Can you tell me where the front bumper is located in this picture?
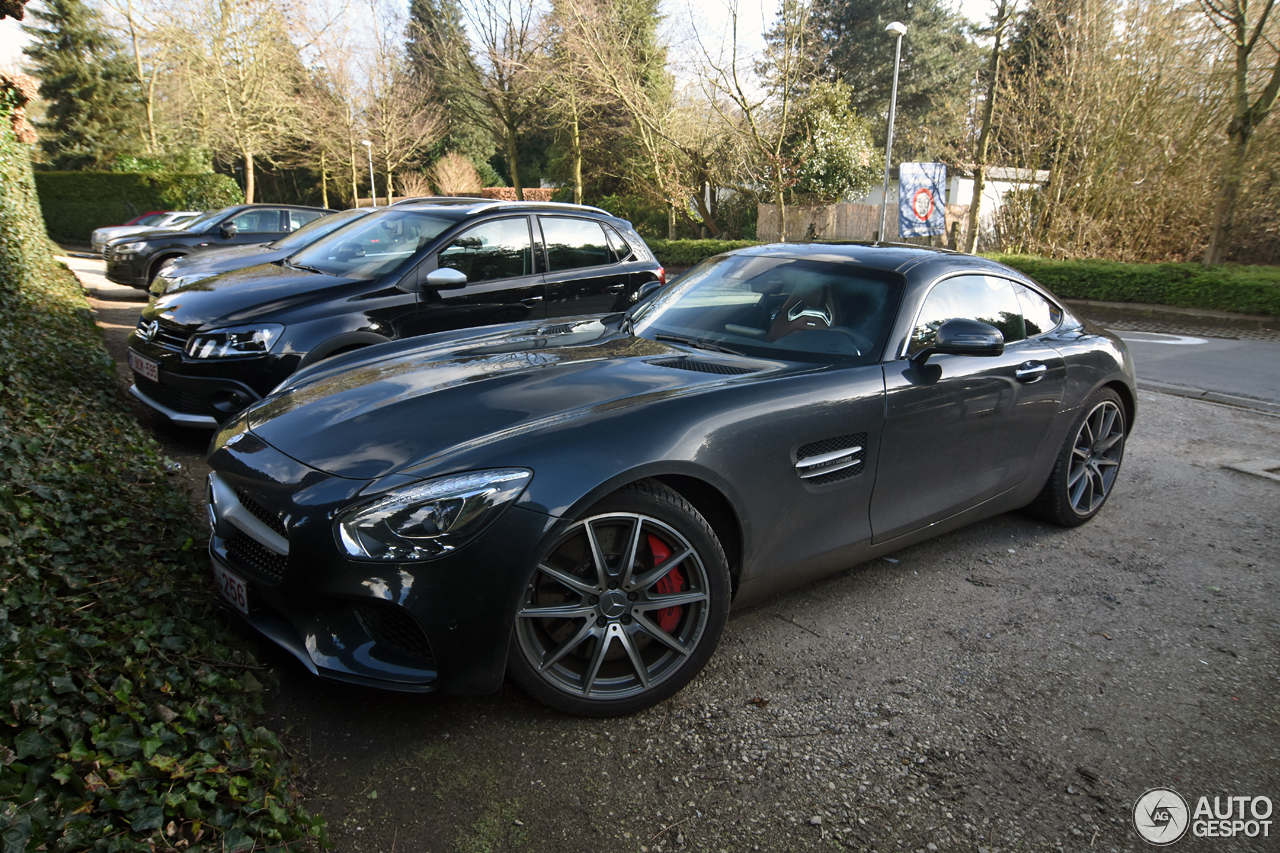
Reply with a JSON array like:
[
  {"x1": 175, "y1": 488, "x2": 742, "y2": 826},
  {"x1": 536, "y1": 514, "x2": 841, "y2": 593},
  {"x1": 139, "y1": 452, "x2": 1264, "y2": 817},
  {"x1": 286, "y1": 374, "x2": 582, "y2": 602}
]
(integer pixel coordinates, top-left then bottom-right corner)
[{"x1": 207, "y1": 433, "x2": 558, "y2": 695}]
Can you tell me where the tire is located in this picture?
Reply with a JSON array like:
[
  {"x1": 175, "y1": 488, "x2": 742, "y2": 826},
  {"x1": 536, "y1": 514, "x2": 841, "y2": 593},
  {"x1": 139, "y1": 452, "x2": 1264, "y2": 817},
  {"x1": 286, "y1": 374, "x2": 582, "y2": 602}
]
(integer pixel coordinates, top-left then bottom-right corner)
[
  {"x1": 1026, "y1": 388, "x2": 1127, "y2": 527},
  {"x1": 508, "y1": 480, "x2": 730, "y2": 717}
]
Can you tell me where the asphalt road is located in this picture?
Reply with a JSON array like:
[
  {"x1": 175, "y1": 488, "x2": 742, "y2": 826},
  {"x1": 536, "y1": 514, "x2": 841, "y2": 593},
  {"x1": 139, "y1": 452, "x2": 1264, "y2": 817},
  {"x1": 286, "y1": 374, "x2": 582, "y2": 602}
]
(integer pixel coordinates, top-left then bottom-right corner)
[
  {"x1": 1113, "y1": 331, "x2": 1280, "y2": 414},
  {"x1": 65, "y1": 255, "x2": 1280, "y2": 853}
]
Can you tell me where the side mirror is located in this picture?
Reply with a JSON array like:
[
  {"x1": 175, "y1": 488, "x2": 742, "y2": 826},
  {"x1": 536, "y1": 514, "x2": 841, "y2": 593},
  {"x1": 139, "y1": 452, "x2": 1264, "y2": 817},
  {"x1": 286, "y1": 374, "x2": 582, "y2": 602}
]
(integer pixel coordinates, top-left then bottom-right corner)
[
  {"x1": 633, "y1": 280, "x2": 662, "y2": 305},
  {"x1": 219, "y1": 221, "x2": 238, "y2": 239},
  {"x1": 910, "y1": 318, "x2": 1004, "y2": 365},
  {"x1": 423, "y1": 267, "x2": 468, "y2": 290}
]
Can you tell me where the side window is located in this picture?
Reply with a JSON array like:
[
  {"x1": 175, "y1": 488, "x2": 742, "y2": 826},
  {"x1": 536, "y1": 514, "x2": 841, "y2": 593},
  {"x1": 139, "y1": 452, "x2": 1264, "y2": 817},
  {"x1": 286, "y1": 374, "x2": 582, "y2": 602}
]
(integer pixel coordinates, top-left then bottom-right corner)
[
  {"x1": 1014, "y1": 283, "x2": 1062, "y2": 337},
  {"x1": 907, "y1": 275, "x2": 1026, "y2": 357},
  {"x1": 437, "y1": 217, "x2": 532, "y2": 283},
  {"x1": 230, "y1": 210, "x2": 283, "y2": 234},
  {"x1": 288, "y1": 210, "x2": 325, "y2": 231},
  {"x1": 541, "y1": 217, "x2": 612, "y2": 271},
  {"x1": 605, "y1": 225, "x2": 634, "y2": 262}
]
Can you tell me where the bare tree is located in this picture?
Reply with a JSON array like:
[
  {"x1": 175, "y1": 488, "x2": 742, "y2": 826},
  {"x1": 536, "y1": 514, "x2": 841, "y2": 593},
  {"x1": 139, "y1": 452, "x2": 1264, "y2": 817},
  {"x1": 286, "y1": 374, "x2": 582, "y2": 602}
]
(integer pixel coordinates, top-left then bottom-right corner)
[
  {"x1": 1199, "y1": 0, "x2": 1280, "y2": 265},
  {"x1": 963, "y1": 0, "x2": 1018, "y2": 254},
  {"x1": 411, "y1": 0, "x2": 546, "y2": 199},
  {"x1": 429, "y1": 151, "x2": 483, "y2": 193}
]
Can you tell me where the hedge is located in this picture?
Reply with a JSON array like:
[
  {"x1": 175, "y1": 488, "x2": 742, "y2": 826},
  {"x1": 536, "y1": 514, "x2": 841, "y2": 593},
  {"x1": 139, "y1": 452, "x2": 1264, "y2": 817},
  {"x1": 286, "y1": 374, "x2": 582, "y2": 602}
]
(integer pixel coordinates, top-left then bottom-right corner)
[
  {"x1": 989, "y1": 254, "x2": 1280, "y2": 318},
  {"x1": 34, "y1": 172, "x2": 243, "y2": 243},
  {"x1": 2, "y1": 120, "x2": 324, "y2": 851},
  {"x1": 646, "y1": 238, "x2": 762, "y2": 267}
]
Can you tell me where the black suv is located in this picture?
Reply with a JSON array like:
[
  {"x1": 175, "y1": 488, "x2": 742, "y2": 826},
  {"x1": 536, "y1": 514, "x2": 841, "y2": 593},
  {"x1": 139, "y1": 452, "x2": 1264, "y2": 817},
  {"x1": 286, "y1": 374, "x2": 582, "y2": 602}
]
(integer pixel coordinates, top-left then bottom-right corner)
[
  {"x1": 105, "y1": 203, "x2": 334, "y2": 289},
  {"x1": 126, "y1": 200, "x2": 665, "y2": 426}
]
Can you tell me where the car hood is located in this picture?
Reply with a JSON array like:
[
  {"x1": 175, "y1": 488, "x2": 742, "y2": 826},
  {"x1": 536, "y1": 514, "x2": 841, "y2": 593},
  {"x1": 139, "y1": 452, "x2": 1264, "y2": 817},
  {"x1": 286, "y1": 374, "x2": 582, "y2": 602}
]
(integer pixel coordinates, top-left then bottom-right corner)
[
  {"x1": 147, "y1": 262, "x2": 366, "y2": 328},
  {"x1": 168, "y1": 243, "x2": 276, "y2": 272},
  {"x1": 244, "y1": 322, "x2": 780, "y2": 480}
]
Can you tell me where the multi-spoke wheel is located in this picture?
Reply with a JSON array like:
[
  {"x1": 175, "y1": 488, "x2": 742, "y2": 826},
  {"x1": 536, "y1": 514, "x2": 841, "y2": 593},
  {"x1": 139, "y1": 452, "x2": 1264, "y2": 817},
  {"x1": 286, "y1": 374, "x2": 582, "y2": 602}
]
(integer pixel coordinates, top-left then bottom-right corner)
[
  {"x1": 508, "y1": 480, "x2": 730, "y2": 716},
  {"x1": 1026, "y1": 388, "x2": 1127, "y2": 527}
]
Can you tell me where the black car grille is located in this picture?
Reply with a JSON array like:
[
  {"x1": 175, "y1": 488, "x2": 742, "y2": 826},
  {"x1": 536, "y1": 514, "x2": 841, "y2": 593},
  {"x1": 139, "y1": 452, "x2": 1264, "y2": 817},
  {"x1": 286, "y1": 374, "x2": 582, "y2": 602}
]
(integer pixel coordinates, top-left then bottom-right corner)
[
  {"x1": 133, "y1": 376, "x2": 219, "y2": 417},
  {"x1": 649, "y1": 358, "x2": 760, "y2": 376},
  {"x1": 103, "y1": 245, "x2": 117, "y2": 261},
  {"x1": 135, "y1": 317, "x2": 193, "y2": 353},
  {"x1": 225, "y1": 528, "x2": 288, "y2": 584},
  {"x1": 355, "y1": 602, "x2": 435, "y2": 664},
  {"x1": 235, "y1": 489, "x2": 288, "y2": 538},
  {"x1": 796, "y1": 432, "x2": 867, "y2": 485}
]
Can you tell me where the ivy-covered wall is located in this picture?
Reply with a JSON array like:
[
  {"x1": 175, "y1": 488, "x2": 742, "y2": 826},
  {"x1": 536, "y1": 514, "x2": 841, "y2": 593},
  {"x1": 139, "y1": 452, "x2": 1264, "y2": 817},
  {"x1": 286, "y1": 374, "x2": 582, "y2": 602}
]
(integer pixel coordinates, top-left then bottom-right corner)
[{"x1": 0, "y1": 74, "x2": 53, "y2": 308}]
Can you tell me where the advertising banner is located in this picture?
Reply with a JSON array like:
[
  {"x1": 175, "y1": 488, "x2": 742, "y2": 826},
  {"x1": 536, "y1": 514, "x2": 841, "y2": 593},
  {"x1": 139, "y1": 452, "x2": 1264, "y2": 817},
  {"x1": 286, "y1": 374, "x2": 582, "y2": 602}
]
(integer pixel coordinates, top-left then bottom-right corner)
[{"x1": 899, "y1": 163, "x2": 947, "y2": 238}]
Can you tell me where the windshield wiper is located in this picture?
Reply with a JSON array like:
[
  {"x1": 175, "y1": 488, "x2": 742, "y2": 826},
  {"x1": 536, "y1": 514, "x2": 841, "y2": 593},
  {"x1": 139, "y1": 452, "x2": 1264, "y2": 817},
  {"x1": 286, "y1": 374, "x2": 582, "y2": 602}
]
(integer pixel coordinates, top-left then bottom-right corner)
[
  {"x1": 654, "y1": 333, "x2": 744, "y2": 356},
  {"x1": 285, "y1": 259, "x2": 325, "y2": 275}
]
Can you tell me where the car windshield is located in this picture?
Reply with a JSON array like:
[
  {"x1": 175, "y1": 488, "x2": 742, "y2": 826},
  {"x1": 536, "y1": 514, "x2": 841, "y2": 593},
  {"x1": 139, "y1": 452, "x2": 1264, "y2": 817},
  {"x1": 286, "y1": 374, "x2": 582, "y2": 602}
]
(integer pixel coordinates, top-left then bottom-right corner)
[
  {"x1": 268, "y1": 209, "x2": 365, "y2": 252},
  {"x1": 135, "y1": 213, "x2": 167, "y2": 226},
  {"x1": 632, "y1": 254, "x2": 903, "y2": 365},
  {"x1": 288, "y1": 210, "x2": 454, "y2": 280},
  {"x1": 182, "y1": 207, "x2": 237, "y2": 233}
]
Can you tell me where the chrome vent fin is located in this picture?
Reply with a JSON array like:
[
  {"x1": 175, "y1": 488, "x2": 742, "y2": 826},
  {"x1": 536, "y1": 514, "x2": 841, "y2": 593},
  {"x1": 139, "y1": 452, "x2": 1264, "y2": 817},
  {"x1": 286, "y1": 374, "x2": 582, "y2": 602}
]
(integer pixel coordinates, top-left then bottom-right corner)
[{"x1": 795, "y1": 432, "x2": 867, "y2": 484}]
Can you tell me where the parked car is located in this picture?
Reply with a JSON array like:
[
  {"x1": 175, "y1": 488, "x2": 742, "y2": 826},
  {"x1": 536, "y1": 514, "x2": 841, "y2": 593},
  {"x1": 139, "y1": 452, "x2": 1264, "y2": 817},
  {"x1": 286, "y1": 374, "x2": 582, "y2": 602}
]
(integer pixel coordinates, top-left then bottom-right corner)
[
  {"x1": 148, "y1": 207, "x2": 377, "y2": 297},
  {"x1": 91, "y1": 211, "x2": 201, "y2": 255},
  {"x1": 104, "y1": 203, "x2": 334, "y2": 289},
  {"x1": 127, "y1": 200, "x2": 664, "y2": 426},
  {"x1": 203, "y1": 243, "x2": 1136, "y2": 716}
]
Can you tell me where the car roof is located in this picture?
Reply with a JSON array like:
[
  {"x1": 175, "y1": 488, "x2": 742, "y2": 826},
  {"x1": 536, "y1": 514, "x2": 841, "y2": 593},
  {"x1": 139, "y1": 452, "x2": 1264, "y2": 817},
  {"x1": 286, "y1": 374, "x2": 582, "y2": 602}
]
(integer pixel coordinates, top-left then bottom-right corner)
[
  {"x1": 724, "y1": 241, "x2": 1029, "y2": 281},
  {"x1": 388, "y1": 198, "x2": 615, "y2": 219}
]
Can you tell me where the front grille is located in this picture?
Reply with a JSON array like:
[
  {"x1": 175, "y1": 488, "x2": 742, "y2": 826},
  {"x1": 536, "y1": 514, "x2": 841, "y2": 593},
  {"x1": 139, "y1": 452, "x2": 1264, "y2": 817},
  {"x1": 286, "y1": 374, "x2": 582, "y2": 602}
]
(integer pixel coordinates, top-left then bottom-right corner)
[
  {"x1": 103, "y1": 245, "x2": 115, "y2": 261},
  {"x1": 796, "y1": 432, "x2": 867, "y2": 485},
  {"x1": 649, "y1": 358, "x2": 760, "y2": 376},
  {"x1": 355, "y1": 602, "x2": 435, "y2": 663},
  {"x1": 135, "y1": 317, "x2": 193, "y2": 352},
  {"x1": 235, "y1": 489, "x2": 288, "y2": 538},
  {"x1": 226, "y1": 528, "x2": 287, "y2": 584},
  {"x1": 133, "y1": 376, "x2": 218, "y2": 417}
]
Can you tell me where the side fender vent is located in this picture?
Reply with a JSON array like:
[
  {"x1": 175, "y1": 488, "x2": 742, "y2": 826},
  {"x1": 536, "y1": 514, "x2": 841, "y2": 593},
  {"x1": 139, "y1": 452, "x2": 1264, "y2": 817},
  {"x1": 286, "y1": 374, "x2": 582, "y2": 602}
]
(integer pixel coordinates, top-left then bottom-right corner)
[
  {"x1": 649, "y1": 358, "x2": 760, "y2": 376},
  {"x1": 795, "y1": 432, "x2": 867, "y2": 485}
]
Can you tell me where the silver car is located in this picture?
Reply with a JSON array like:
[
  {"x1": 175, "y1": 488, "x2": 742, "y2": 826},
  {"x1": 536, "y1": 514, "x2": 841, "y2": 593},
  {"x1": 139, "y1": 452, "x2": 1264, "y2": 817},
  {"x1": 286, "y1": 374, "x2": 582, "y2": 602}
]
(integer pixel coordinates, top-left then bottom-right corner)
[{"x1": 91, "y1": 211, "x2": 202, "y2": 255}]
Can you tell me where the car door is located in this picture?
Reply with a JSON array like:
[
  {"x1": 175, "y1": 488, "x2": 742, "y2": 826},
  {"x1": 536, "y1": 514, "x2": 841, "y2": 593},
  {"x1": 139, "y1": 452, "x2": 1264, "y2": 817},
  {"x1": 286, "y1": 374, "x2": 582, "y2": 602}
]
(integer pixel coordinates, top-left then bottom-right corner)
[
  {"x1": 870, "y1": 273, "x2": 1066, "y2": 542},
  {"x1": 538, "y1": 216, "x2": 635, "y2": 317},
  {"x1": 410, "y1": 215, "x2": 547, "y2": 333},
  {"x1": 220, "y1": 208, "x2": 290, "y2": 247}
]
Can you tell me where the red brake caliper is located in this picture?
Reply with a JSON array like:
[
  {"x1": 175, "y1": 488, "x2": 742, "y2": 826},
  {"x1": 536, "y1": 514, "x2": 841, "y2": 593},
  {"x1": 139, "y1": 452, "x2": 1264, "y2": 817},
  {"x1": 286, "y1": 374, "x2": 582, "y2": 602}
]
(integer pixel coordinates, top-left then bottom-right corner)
[{"x1": 648, "y1": 534, "x2": 685, "y2": 633}]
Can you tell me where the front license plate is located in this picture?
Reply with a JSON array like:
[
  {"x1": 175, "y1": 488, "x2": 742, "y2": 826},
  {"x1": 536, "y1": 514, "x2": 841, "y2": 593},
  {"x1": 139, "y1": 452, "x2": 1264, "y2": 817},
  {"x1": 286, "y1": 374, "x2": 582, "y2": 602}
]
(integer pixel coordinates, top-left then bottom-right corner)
[
  {"x1": 127, "y1": 350, "x2": 160, "y2": 382},
  {"x1": 214, "y1": 564, "x2": 249, "y2": 615}
]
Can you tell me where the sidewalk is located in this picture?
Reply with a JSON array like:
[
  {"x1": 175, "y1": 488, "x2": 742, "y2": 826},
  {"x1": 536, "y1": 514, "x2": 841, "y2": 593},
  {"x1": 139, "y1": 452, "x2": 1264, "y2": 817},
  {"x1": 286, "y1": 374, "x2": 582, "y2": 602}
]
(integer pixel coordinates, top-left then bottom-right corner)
[{"x1": 1065, "y1": 298, "x2": 1280, "y2": 342}]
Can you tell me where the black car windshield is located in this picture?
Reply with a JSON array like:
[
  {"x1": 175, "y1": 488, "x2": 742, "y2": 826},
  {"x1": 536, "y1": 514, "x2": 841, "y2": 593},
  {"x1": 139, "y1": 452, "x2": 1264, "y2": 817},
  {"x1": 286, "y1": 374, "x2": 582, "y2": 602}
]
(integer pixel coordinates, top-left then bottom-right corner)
[
  {"x1": 632, "y1": 254, "x2": 903, "y2": 365},
  {"x1": 268, "y1": 209, "x2": 366, "y2": 252},
  {"x1": 288, "y1": 210, "x2": 455, "y2": 280},
  {"x1": 182, "y1": 207, "x2": 237, "y2": 233}
]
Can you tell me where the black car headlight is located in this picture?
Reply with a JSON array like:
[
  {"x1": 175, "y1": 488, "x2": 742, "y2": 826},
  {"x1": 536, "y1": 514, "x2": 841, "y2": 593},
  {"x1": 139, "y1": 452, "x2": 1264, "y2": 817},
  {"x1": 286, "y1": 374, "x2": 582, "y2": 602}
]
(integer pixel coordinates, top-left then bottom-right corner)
[
  {"x1": 112, "y1": 241, "x2": 145, "y2": 255},
  {"x1": 186, "y1": 324, "x2": 284, "y2": 358},
  {"x1": 336, "y1": 469, "x2": 532, "y2": 561}
]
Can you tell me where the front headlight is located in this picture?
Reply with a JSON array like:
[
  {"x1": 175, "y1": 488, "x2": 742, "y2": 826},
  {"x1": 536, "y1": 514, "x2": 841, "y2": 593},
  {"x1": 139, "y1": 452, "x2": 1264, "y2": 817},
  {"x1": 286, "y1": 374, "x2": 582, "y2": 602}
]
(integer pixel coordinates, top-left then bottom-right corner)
[
  {"x1": 336, "y1": 469, "x2": 532, "y2": 561},
  {"x1": 186, "y1": 323, "x2": 284, "y2": 358},
  {"x1": 113, "y1": 241, "x2": 145, "y2": 254}
]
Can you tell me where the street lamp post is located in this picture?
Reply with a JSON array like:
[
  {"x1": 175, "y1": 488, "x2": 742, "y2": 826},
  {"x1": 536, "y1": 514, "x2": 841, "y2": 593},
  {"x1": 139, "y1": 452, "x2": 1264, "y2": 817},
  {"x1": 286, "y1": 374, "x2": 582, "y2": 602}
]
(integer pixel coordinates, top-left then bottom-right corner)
[
  {"x1": 878, "y1": 21, "x2": 908, "y2": 244},
  {"x1": 361, "y1": 139, "x2": 376, "y2": 208}
]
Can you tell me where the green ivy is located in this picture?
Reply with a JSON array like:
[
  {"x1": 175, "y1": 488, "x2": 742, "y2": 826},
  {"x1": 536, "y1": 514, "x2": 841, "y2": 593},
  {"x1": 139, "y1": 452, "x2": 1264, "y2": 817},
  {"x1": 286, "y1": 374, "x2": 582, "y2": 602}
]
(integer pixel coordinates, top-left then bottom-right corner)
[
  {"x1": 1, "y1": 116, "x2": 325, "y2": 851},
  {"x1": 646, "y1": 238, "x2": 763, "y2": 267},
  {"x1": 33, "y1": 172, "x2": 243, "y2": 243}
]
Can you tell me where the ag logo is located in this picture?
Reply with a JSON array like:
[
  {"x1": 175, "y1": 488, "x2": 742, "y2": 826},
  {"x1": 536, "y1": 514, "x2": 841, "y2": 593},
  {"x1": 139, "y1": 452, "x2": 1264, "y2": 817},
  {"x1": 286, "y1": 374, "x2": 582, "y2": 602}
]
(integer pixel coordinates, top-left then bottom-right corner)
[
  {"x1": 139, "y1": 320, "x2": 159, "y2": 342},
  {"x1": 1134, "y1": 788, "x2": 1190, "y2": 845}
]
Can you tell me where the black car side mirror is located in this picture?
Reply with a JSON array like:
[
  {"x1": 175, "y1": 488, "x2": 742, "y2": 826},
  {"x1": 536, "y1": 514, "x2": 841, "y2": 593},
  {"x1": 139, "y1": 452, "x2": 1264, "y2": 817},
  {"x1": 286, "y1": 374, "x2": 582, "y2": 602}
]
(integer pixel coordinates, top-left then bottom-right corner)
[
  {"x1": 910, "y1": 318, "x2": 1004, "y2": 366},
  {"x1": 219, "y1": 222, "x2": 239, "y2": 239},
  {"x1": 633, "y1": 280, "x2": 662, "y2": 305}
]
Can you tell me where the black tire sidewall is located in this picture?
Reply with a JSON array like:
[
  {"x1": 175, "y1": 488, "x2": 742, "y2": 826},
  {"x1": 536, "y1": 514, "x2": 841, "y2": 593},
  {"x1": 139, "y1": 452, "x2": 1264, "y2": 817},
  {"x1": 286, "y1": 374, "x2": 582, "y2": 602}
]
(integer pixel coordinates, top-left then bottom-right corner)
[
  {"x1": 1045, "y1": 388, "x2": 1126, "y2": 526},
  {"x1": 507, "y1": 480, "x2": 731, "y2": 717}
]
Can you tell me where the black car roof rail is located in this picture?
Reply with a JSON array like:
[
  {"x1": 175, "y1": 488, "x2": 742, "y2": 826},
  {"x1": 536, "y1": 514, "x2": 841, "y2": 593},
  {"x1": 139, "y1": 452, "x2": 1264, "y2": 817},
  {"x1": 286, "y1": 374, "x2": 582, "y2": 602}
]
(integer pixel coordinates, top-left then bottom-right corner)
[{"x1": 390, "y1": 198, "x2": 611, "y2": 217}]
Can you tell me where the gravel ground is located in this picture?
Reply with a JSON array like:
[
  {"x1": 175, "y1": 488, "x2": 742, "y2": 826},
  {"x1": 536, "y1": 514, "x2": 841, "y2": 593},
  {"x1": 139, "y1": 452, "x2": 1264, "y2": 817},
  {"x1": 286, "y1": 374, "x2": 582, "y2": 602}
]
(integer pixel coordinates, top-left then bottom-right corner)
[{"x1": 67, "y1": 254, "x2": 1279, "y2": 853}]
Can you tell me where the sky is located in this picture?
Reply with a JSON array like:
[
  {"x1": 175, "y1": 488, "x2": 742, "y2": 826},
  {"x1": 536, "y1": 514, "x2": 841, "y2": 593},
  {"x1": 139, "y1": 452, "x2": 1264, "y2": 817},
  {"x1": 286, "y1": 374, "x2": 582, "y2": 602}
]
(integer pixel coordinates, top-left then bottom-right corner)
[{"x1": 1, "y1": 0, "x2": 1000, "y2": 74}]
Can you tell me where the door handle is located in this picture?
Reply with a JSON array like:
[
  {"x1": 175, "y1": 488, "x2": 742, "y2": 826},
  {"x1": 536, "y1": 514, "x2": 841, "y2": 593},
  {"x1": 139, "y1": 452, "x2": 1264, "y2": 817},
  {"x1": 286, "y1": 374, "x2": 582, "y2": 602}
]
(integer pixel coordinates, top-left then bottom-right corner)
[
  {"x1": 1015, "y1": 362, "x2": 1047, "y2": 383},
  {"x1": 606, "y1": 284, "x2": 626, "y2": 293},
  {"x1": 521, "y1": 296, "x2": 544, "y2": 306}
]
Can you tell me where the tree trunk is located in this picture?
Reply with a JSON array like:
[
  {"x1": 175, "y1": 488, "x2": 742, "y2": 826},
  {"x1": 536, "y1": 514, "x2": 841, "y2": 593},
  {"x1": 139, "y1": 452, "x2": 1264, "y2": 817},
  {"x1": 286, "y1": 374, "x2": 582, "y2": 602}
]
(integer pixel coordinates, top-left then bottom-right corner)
[
  {"x1": 775, "y1": 173, "x2": 787, "y2": 243},
  {"x1": 350, "y1": 144, "x2": 359, "y2": 208},
  {"x1": 1203, "y1": 125, "x2": 1253, "y2": 266},
  {"x1": 571, "y1": 113, "x2": 583, "y2": 205},
  {"x1": 320, "y1": 152, "x2": 329, "y2": 209},
  {"x1": 964, "y1": 0, "x2": 1010, "y2": 254},
  {"x1": 243, "y1": 151, "x2": 255, "y2": 203},
  {"x1": 506, "y1": 126, "x2": 523, "y2": 201},
  {"x1": 386, "y1": 168, "x2": 394, "y2": 204}
]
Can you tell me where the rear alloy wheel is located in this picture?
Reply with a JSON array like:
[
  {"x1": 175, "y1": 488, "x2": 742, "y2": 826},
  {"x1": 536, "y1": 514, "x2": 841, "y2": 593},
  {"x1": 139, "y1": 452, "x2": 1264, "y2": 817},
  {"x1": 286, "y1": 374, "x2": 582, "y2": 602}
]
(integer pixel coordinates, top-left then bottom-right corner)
[
  {"x1": 1027, "y1": 388, "x2": 1127, "y2": 526},
  {"x1": 508, "y1": 481, "x2": 730, "y2": 716}
]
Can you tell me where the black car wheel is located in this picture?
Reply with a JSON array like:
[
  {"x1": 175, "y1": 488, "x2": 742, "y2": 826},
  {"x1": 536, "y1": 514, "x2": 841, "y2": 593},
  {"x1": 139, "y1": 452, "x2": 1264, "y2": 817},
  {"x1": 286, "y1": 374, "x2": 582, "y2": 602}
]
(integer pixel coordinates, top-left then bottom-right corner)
[
  {"x1": 509, "y1": 480, "x2": 730, "y2": 716},
  {"x1": 1027, "y1": 388, "x2": 1126, "y2": 527}
]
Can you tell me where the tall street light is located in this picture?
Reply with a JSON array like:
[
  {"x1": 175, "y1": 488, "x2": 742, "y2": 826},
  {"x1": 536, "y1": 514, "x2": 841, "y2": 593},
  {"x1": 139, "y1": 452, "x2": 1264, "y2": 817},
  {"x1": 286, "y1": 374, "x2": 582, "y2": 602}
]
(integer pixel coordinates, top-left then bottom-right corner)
[
  {"x1": 878, "y1": 21, "x2": 907, "y2": 244},
  {"x1": 361, "y1": 139, "x2": 376, "y2": 208}
]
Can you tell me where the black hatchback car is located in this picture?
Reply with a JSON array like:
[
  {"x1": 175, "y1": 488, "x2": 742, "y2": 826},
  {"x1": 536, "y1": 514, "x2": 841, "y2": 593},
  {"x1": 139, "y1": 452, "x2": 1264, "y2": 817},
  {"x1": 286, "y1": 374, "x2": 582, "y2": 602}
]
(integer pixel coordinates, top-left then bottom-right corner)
[
  {"x1": 105, "y1": 203, "x2": 334, "y2": 289},
  {"x1": 126, "y1": 200, "x2": 664, "y2": 426},
  {"x1": 204, "y1": 243, "x2": 1136, "y2": 715}
]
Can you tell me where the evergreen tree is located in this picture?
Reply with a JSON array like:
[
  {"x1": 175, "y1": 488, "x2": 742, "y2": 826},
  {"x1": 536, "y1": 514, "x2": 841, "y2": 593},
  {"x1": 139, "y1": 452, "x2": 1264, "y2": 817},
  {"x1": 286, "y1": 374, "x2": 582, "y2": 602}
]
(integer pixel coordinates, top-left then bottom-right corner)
[
  {"x1": 807, "y1": 0, "x2": 979, "y2": 162},
  {"x1": 22, "y1": 0, "x2": 143, "y2": 169}
]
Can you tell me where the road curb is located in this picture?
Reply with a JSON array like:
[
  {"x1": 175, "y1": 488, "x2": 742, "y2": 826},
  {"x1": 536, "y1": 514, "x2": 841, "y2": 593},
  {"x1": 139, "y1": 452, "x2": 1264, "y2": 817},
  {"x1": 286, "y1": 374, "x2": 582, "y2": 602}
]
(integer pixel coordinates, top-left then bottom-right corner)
[{"x1": 1138, "y1": 379, "x2": 1280, "y2": 416}]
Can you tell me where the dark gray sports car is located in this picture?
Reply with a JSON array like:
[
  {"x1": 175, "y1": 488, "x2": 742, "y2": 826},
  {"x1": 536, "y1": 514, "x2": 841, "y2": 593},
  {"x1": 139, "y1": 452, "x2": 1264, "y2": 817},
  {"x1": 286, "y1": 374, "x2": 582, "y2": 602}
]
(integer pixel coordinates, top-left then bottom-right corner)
[{"x1": 206, "y1": 243, "x2": 1136, "y2": 716}]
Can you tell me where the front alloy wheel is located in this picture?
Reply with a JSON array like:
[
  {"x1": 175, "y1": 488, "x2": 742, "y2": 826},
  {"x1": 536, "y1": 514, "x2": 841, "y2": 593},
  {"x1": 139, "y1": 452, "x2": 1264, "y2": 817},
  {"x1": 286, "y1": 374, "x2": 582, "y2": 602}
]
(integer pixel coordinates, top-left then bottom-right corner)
[{"x1": 509, "y1": 481, "x2": 730, "y2": 716}]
